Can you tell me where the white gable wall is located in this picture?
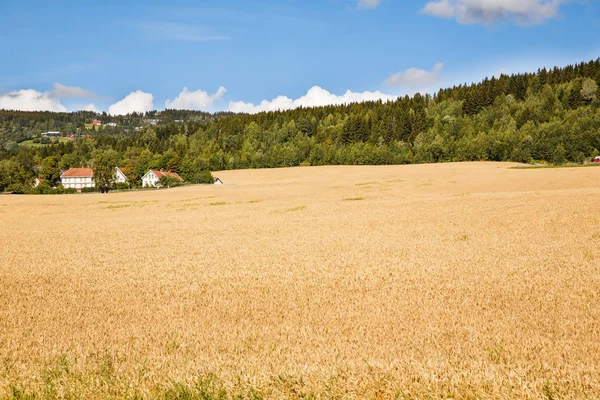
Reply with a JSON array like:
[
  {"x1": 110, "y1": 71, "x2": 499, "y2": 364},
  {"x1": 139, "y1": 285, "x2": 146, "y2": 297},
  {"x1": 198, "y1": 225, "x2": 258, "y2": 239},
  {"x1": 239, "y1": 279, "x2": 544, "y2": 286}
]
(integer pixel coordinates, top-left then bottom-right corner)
[
  {"x1": 142, "y1": 171, "x2": 160, "y2": 187},
  {"x1": 115, "y1": 168, "x2": 128, "y2": 183}
]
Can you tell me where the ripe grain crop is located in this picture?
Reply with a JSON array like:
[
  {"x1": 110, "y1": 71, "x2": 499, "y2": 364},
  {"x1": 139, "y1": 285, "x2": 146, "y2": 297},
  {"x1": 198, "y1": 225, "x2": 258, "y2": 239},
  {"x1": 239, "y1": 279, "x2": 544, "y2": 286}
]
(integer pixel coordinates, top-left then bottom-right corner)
[{"x1": 1, "y1": 162, "x2": 600, "y2": 399}]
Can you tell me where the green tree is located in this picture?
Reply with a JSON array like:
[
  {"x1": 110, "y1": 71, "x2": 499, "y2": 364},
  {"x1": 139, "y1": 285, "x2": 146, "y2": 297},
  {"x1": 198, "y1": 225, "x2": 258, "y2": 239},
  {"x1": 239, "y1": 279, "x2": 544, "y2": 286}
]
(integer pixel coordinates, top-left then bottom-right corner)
[
  {"x1": 41, "y1": 156, "x2": 60, "y2": 185},
  {"x1": 92, "y1": 149, "x2": 119, "y2": 193},
  {"x1": 581, "y1": 78, "x2": 598, "y2": 103}
]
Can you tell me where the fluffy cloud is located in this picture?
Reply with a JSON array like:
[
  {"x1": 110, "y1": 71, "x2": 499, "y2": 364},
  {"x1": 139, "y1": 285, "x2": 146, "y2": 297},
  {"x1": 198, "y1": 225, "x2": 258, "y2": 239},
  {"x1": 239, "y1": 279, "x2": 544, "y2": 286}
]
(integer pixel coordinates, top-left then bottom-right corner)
[
  {"x1": 385, "y1": 63, "x2": 444, "y2": 89},
  {"x1": 228, "y1": 86, "x2": 397, "y2": 114},
  {"x1": 108, "y1": 90, "x2": 154, "y2": 115},
  {"x1": 50, "y1": 83, "x2": 97, "y2": 99},
  {"x1": 165, "y1": 86, "x2": 227, "y2": 110},
  {"x1": 358, "y1": 0, "x2": 382, "y2": 9},
  {"x1": 420, "y1": 0, "x2": 561, "y2": 25},
  {"x1": 77, "y1": 103, "x2": 100, "y2": 112},
  {"x1": 0, "y1": 89, "x2": 67, "y2": 112},
  {"x1": 0, "y1": 82, "x2": 105, "y2": 112}
]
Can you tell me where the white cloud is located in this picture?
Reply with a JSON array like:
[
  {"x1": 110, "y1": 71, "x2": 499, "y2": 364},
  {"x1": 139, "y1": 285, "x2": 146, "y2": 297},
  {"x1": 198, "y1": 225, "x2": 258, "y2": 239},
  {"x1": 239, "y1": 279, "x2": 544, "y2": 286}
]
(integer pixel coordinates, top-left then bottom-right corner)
[
  {"x1": 0, "y1": 89, "x2": 67, "y2": 112},
  {"x1": 77, "y1": 103, "x2": 100, "y2": 112},
  {"x1": 50, "y1": 83, "x2": 97, "y2": 99},
  {"x1": 385, "y1": 63, "x2": 444, "y2": 89},
  {"x1": 493, "y1": 67, "x2": 509, "y2": 78},
  {"x1": 358, "y1": 0, "x2": 382, "y2": 9},
  {"x1": 420, "y1": 0, "x2": 562, "y2": 25},
  {"x1": 165, "y1": 86, "x2": 227, "y2": 110},
  {"x1": 108, "y1": 90, "x2": 154, "y2": 115},
  {"x1": 228, "y1": 86, "x2": 397, "y2": 114}
]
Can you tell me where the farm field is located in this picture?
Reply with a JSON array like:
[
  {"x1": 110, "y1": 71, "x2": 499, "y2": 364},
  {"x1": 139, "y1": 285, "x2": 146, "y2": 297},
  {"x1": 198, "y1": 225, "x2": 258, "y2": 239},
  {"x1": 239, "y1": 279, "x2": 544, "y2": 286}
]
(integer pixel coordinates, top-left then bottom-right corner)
[
  {"x1": 17, "y1": 137, "x2": 71, "y2": 147},
  {"x1": 1, "y1": 162, "x2": 600, "y2": 399}
]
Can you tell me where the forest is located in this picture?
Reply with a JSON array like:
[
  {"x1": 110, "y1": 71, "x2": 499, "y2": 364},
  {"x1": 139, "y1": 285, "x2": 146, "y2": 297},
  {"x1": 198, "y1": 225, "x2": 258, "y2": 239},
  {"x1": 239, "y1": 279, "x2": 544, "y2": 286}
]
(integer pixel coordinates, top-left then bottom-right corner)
[{"x1": 1, "y1": 58, "x2": 600, "y2": 193}]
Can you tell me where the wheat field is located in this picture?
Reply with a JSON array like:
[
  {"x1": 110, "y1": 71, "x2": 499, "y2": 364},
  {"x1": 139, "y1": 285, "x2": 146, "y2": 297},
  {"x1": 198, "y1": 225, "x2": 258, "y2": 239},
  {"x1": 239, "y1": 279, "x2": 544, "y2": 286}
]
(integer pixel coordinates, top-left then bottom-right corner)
[{"x1": 1, "y1": 162, "x2": 599, "y2": 399}]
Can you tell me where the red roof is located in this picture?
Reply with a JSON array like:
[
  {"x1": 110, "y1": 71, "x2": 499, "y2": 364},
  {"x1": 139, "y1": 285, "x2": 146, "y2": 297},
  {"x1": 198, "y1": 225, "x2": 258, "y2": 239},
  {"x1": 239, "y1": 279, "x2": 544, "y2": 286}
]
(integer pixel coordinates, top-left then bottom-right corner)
[
  {"x1": 62, "y1": 167, "x2": 94, "y2": 178},
  {"x1": 151, "y1": 169, "x2": 183, "y2": 181}
]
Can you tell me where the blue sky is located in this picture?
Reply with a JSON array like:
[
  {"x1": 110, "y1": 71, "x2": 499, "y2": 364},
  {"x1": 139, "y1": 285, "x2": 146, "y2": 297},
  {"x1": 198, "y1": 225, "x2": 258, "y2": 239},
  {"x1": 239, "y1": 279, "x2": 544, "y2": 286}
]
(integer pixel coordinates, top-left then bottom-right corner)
[{"x1": 0, "y1": 0, "x2": 599, "y2": 114}]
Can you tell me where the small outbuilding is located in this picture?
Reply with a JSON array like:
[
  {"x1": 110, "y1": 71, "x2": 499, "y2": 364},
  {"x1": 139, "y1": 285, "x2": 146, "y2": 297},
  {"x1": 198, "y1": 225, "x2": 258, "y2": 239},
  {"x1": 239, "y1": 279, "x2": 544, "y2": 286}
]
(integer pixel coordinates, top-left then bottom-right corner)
[{"x1": 213, "y1": 177, "x2": 224, "y2": 185}]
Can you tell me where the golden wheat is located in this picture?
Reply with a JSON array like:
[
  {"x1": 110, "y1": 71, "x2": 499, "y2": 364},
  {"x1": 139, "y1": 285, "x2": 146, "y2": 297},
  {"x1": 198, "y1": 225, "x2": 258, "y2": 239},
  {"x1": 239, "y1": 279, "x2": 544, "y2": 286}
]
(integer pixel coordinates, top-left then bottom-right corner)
[{"x1": 1, "y1": 162, "x2": 599, "y2": 399}]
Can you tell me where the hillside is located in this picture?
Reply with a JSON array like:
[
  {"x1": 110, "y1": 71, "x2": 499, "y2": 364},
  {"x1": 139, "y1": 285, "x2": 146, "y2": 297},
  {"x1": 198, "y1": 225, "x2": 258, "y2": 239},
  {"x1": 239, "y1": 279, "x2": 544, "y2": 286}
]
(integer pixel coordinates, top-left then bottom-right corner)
[{"x1": 2, "y1": 58, "x2": 600, "y2": 192}]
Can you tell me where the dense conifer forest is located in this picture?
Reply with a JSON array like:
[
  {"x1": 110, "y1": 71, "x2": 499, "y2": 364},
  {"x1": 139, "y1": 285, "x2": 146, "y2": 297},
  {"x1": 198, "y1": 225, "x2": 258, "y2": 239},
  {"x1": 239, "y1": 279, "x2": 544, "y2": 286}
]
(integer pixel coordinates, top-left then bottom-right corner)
[{"x1": 2, "y1": 59, "x2": 600, "y2": 192}]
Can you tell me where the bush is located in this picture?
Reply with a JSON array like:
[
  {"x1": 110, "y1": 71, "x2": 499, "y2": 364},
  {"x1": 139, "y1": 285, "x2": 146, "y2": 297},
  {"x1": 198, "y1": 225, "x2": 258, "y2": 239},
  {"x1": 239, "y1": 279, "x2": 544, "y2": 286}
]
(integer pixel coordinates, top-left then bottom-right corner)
[
  {"x1": 81, "y1": 187, "x2": 98, "y2": 193},
  {"x1": 159, "y1": 175, "x2": 182, "y2": 188},
  {"x1": 113, "y1": 182, "x2": 130, "y2": 191},
  {"x1": 55, "y1": 185, "x2": 77, "y2": 194},
  {"x1": 5, "y1": 183, "x2": 27, "y2": 194},
  {"x1": 29, "y1": 182, "x2": 55, "y2": 195},
  {"x1": 189, "y1": 170, "x2": 214, "y2": 184}
]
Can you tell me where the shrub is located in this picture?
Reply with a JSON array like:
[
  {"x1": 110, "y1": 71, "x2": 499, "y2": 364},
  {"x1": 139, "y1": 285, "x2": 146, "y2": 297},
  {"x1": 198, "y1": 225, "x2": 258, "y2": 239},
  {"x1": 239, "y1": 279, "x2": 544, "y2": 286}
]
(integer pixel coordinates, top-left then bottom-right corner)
[
  {"x1": 56, "y1": 185, "x2": 77, "y2": 194},
  {"x1": 81, "y1": 187, "x2": 98, "y2": 193},
  {"x1": 5, "y1": 183, "x2": 28, "y2": 194},
  {"x1": 113, "y1": 183, "x2": 130, "y2": 191},
  {"x1": 30, "y1": 182, "x2": 55, "y2": 195},
  {"x1": 159, "y1": 175, "x2": 182, "y2": 188},
  {"x1": 190, "y1": 170, "x2": 214, "y2": 184}
]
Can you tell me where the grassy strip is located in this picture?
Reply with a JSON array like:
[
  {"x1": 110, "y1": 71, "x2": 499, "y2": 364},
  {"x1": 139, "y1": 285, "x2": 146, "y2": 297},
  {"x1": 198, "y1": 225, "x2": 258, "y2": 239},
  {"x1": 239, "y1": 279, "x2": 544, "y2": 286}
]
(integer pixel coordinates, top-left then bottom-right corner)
[
  {"x1": 5, "y1": 373, "x2": 265, "y2": 400},
  {"x1": 512, "y1": 163, "x2": 600, "y2": 169}
]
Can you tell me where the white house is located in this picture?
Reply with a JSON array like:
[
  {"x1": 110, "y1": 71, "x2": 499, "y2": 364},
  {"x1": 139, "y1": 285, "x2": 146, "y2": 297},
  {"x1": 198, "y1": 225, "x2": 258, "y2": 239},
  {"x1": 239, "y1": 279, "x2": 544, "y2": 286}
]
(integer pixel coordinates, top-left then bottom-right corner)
[
  {"x1": 213, "y1": 177, "x2": 224, "y2": 185},
  {"x1": 115, "y1": 167, "x2": 128, "y2": 184},
  {"x1": 142, "y1": 169, "x2": 183, "y2": 187},
  {"x1": 33, "y1": 178, "x2": 45, "y2": 187},
  {"x1": 61, "y1": 167, "x2": 95, "y2": 190}
]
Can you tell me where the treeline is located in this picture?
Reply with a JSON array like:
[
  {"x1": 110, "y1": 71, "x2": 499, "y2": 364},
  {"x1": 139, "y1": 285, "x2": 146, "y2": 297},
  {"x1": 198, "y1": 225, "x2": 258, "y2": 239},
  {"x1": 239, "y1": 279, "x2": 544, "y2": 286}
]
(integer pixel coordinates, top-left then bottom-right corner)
[{"x1": 2, "y1": 58, "x2": 600, "y2": 193}]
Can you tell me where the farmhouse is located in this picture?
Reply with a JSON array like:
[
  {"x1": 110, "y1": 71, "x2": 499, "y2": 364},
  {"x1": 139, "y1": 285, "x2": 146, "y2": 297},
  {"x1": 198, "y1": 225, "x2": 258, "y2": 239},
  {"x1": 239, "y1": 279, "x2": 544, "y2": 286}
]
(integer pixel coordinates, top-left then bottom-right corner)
[
  {"x1": 61, "y1": 167, "x2": 94, "y2": 190},
  {"x1": 33, "y1": 178, "x2": 45, "y2": 187},
  {"x1": 142, "y1": 169, "x2": 183, "y2": 187},
  {"x1": 115, "y1": 167, "x2": 128, "y2": 184}
]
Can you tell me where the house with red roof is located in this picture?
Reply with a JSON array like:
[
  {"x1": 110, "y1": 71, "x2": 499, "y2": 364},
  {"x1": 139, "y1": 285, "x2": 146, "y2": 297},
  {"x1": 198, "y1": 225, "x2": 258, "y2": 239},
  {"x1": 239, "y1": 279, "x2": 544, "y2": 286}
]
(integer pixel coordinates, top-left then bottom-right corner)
[
  {"x1": 142, "y1": 169, "x2": 184, "y2": 188},
  {"x1": 33, "y1": 177, "x2": 45, "y2": 187},
  {"x1": 60, "y1": 167, "x2": 95, "y2": 191}
]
